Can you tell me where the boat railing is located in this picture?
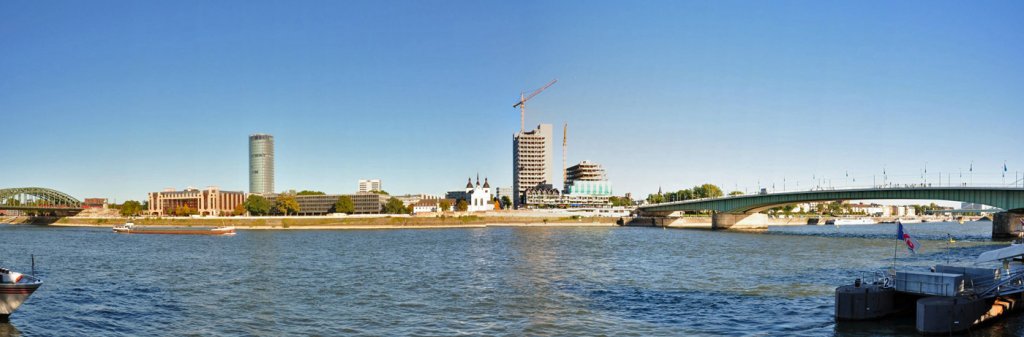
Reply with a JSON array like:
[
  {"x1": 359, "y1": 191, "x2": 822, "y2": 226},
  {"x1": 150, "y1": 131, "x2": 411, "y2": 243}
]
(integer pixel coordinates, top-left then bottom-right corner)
[{"x1": 973, "y1": 270, "x2": 1024, "y2": 298}]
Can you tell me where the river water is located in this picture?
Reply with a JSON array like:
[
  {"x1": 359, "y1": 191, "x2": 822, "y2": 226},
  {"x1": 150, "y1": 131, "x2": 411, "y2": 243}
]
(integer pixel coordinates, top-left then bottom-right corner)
[{"x1": 1, "y1": 222, "x2": 1021, "y2": 336}]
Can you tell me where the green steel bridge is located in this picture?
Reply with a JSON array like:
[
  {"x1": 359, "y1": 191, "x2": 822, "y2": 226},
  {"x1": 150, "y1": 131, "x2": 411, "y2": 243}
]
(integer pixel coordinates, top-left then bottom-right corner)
[
  {"x1": 636, "y1": 187, "x2": 1024, "y2": 234},
  {"x1": 0, "y1": 187, "x2": 83, "y2": 215}
]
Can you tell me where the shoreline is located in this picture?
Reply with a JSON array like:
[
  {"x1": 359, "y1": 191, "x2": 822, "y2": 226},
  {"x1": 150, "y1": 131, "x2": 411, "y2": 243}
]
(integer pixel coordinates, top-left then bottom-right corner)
[
  {"x1": 39, "y1": 222, "x2": 617, "y2": 230},
  {"x1": 6, "y1": 216, "x2": 620, "y2": 230}
]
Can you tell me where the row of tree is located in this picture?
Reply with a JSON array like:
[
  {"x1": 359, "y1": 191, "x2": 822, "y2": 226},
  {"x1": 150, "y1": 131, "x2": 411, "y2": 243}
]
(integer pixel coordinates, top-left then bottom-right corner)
[{"x1": 646, "y1": 184, "x2": 729, "y2": 204}]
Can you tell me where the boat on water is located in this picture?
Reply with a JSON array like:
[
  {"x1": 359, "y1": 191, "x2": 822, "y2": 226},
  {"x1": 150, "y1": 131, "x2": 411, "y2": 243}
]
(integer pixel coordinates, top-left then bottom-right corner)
[
  {"x1": 831, "y1": 217, "x2": 877, "y2": 225},
  {"x1": 113, "y1": 222, "x2": 236, "y2": 236},
  {"x1": 836, "y1": 241, "x2": 1024, "y2": 334},
  {"x1": 0, "y1": 268, "x2": 42, "y2": 322}
]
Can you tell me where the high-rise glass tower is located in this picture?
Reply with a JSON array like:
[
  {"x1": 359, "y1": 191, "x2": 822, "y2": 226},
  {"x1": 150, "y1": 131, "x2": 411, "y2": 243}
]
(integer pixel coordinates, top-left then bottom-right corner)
[{"x1": 249, "y1": 134, "x2": 274, "y2": 195}]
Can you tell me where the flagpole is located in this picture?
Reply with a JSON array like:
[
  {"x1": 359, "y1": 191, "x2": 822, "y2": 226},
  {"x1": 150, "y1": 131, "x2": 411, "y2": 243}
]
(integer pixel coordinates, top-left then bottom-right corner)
[
  {"x1": 892, "y1": 222, "x2": 899, "y2": 275},
  {"x1": 892, "y1": 237, "x2": 898, "y2": 275}
]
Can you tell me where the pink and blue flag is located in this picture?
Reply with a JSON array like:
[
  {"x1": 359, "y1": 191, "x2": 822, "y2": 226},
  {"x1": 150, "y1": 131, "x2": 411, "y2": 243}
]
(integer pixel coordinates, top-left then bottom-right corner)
[{"x1": 897, "y1": 221, "x2": 920, "y2": 254}]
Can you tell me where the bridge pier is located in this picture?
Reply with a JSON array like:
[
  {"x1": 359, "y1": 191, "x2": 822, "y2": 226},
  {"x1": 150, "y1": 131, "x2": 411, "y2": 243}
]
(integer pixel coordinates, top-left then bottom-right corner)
[
  {"x1": 712, "y1": 212, "x2": 770, "y2": 230},
  {"x1": 992, "y1": 211, "x2": 1024, "y2": 240}
]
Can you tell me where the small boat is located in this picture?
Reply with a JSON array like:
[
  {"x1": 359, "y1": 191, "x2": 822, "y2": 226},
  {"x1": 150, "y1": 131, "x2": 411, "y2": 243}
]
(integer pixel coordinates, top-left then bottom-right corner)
[
  {"x1": 1, "y1": 267, "x2": 42, "y2": 322},
  {"x1": 833, "y1": 217, "x2": 877, "y2": 225},
  {"x1": 113, "y1": 222, "x2": 236, "y2": 236}
]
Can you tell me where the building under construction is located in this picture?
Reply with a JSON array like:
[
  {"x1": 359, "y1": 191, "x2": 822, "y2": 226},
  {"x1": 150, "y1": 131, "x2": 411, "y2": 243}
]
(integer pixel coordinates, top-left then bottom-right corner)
[{"x1": 512, "y1": 124, "x2": 554, "y2": 208}]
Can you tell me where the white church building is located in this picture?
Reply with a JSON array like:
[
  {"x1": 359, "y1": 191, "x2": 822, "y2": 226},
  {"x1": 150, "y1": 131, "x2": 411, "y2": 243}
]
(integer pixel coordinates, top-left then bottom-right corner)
[{"x1": 464, "y1": 176, "x2": 494, "y2": 212}]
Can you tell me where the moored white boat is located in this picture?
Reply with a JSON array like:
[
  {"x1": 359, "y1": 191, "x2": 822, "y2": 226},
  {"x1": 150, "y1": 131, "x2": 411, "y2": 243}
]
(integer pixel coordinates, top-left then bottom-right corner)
[
  {"x1": 0, "y1": 268, "x2": 42, "y2": 322},
  {"x1": 833, "y1": 217, "x2": 877, "y2": 225}
]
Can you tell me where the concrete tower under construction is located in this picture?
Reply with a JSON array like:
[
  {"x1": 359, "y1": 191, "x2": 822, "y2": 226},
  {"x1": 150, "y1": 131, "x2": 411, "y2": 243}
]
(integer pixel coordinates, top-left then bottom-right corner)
[{"x1": 512, "y1": 124, "x2": 553, "y2": 208}]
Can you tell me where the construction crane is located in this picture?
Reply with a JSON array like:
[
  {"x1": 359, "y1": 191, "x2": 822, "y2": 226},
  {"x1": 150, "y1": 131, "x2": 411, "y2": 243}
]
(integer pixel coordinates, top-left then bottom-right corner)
[
  {"x1": 562, "y1": 123, "x2": 568, "y2": 186},
  {"x1": 513, "y1": 79, "x2": 557, "y2": 132}
]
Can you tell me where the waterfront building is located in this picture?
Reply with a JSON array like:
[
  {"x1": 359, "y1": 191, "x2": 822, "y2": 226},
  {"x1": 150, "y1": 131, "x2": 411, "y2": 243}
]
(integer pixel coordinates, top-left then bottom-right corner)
[
  {"x1": 412, "y1": 198, "x2": 456, "y2": 214},
  {"x1": 351, "y1": 193, "x2": 389, "y2": 214},
  {"x1": 446, "y1": 176, "x2": 495, "y2": 212},
  {"x1": 249, "y1": 134, "x2": 275, "y2": 195},
  {"x1": 519, "y1": 160, "x2": 613, "y2": 208},
  {"x1": 358, "y1": 179, "x2": 382, "y2": 193},
  {"x1": 848, "y1": 203, "x2": 887, "y2": 216},
  {"x1": 82, "y1": 198, "x2": 108, "y2": 209},
  {"x1": 266, "y1": 193, "x2": 389, "y2": 215},
  {"x1": 393, "y1": 194, "x2": 439, "y2": 207},
  {"x1": 147, "y1": 186, "x2": 246, "y2": 216},
  {"x1": 513, "y1": 124, "x2": 553, "y2": 208},
  {"x1": 494, "y1": 187, "x2": 514, "y2": 203}
]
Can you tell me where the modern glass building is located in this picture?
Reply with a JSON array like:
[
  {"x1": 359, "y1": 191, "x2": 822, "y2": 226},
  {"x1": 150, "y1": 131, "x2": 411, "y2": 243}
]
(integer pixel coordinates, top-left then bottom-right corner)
[{"x1": 249, "y1": 134, "x2": 274, "y2": 195}]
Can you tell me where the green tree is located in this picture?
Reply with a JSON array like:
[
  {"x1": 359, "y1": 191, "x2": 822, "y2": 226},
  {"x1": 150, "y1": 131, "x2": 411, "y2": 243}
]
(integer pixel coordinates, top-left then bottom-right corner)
[
  {"x1": 296, "y1": 190, "x2": 325, "y2": 196},
  {"x1": 675, "y1": 189, "x2": 696, "y2": 201},
  {"x1": 383, "y1": 197, "x2": 407, "y2": 214},
  {"x1": 728, "y1": 190, "x2": 744, "y2": 196},
  {"x1": 782, "y1": 204, "x2": 795, "y2": 217},
  {"x1": 455, "y1": 199, "x2": 468, "y2": 212},
  {"x1": 369, "y1": 190, "x2": 389, "y2": 195},
  {"x1": 692, "y1": 184, "x2": 724, "y2": 199},
  {"x1": 439, "y1": 199, "x2": 452, "y2": 212},
  {"x1": 609, "y1": 196, "x2": 633, "y2": 207},
  {"x1": 499, "y1": 196, "x2": 512, "y2": 209},
  {"x1": 275, "y1": 195, "x2": 301, "y2": 215},
  {"x1": 244, "y1": 195, "x2": 272, "y2": 216},
  {"x1": 333, "y1": 195, "x2": 355, "y2": 214},
  {"x1": 646, "y1": 193, "x2": 665, "y2": 204},
  {"x1": 119, "y1": 200, "x2": 143, "y2": 217}
]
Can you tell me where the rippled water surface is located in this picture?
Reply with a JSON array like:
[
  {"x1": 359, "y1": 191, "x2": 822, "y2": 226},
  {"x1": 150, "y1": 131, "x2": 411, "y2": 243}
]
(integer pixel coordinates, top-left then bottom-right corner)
[{"x1": 2, "y1": 222, "x2": 1022, "y2": 336}]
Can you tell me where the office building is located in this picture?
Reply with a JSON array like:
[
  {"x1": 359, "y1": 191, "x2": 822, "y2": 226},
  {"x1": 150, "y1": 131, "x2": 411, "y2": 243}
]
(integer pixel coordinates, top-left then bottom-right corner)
[
  {"x1": 512, "y1": 124, "x2": 553, "y2": 208},
  {"x1": 265, "y1": 193, "x2": 390, "y2": 215},
  {"x1": 358, "y1": 179, "x2": 382, "y2": 193},
  {"x1": 495, "y1": 187, "x2": 514, "y2": 202},
  {"x1": 249, "y1": 134, "x2": 275, "y2": 195},
  {"x1": 147, "y1": 186, "x2": 246, "y2": 216}
]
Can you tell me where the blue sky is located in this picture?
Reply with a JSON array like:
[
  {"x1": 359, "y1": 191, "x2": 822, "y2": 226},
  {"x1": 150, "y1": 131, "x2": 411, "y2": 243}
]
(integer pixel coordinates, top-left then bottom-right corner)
[{"x1": 2, "y1": 1, "x2": 1023, "y2": 202}]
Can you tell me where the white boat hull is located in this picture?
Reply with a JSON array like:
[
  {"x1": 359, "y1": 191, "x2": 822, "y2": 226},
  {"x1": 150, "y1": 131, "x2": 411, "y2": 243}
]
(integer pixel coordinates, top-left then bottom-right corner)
[
  {"x1": 833, "y1": 218, "x2": 878, "y2": 225},
  {"x1": 0, "y1": 274, "x2": 42, "y2": 321}
]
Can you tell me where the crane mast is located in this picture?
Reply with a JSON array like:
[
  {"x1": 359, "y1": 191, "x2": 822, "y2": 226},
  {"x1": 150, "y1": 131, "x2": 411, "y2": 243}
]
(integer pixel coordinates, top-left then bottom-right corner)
[
  {"x1": 562, "y1": 123, "x2": 567, "y2": 188},
  {"x1": 513, "y1": 79, "x2": 557, "y2": 132}
]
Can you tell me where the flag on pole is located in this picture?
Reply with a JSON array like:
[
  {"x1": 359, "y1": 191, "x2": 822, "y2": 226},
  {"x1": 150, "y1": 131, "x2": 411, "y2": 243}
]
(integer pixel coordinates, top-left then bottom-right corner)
[{"x1": 897, "y1": 221, "x2": 920, "y2": 254}]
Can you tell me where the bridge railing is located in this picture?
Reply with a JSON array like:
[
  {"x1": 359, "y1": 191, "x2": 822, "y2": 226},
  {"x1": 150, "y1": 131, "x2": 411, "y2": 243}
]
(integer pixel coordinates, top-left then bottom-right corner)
[{"x1": 724, "y1": 174, "x2": 1024, "y2": 197}]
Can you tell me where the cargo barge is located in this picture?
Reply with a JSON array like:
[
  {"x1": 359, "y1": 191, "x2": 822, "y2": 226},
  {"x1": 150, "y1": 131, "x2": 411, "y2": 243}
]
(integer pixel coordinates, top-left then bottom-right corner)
[
  {"x1": 113, "y1": 222, "x2": 236, "y2": 236},
  {"x1": 836, "y1": 243, "x2": 1024, "y2": 334}
]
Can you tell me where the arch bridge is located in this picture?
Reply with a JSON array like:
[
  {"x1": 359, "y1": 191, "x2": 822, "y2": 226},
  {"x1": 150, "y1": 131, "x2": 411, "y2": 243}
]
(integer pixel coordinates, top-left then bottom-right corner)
[
  {"x1": 637, "y1": 187, "x2": 1024, "y2": 237},
  {"x1": 0, "y1": 187, "x2": 83, "y2": 216}
]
